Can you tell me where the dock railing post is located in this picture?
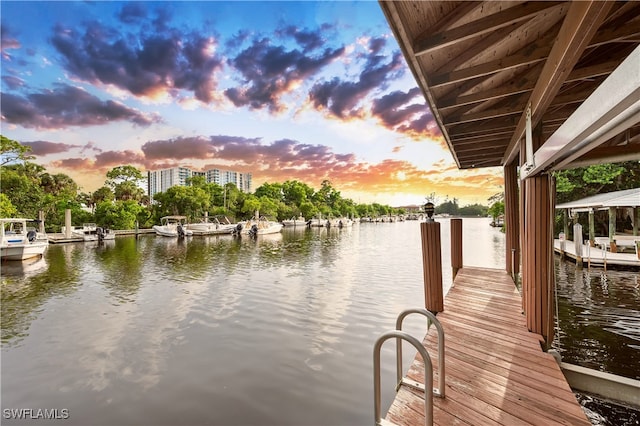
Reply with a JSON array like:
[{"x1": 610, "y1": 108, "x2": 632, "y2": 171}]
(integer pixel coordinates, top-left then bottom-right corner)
[
  {"x1": 450, "y1": 218, "x2": 462, "y2": 281},
  {"x1": 420, "y1": 203, "x2": 443, "y2": 314}
]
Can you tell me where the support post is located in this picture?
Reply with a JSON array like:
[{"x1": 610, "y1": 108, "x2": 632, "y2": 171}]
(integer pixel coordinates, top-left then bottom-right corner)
[
  {"x1": 634, "y1": 207, "x2": 639, "y2": 237},
  {"x1": 504, "y1": 162, "x2": 519, "y2": 278},
  {"x1": 609, "y1": 207, "x2": 617, "y2": 252},
  {"x1": 520, "y1": 120, "x2": 554, "y2": 346},
  {"x1": 38, "y1": 211, "x2": 45, "y2": 234},
  {"x1": 523, "y1": 175, "x2": 555, "y2": 346},
  {"x1": 574, "y1": 223, "x2": 583, "y2": 267},
  {"x1": 589, "y1": 209, "x2": 595, "y2": 247},
  {"x1": 65, "y1": 209, "x2": 72, "y2": 238},
  {"x1": 420, "y1": 221, "x2": 444, "y2": 313},
  {"x1": 450, "y1": 218, "x2": 462, "y2": 281}
]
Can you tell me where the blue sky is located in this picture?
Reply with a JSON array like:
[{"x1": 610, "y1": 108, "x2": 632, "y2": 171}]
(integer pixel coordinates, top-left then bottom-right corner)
[{"x1": 1, "y1": 1, "x2": 503, "y2": 206}]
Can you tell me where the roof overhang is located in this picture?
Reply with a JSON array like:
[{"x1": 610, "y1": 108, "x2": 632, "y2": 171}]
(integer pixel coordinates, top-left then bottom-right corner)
[{"x1": 379, "y1": 1, "x2": 640, "y2": 173}]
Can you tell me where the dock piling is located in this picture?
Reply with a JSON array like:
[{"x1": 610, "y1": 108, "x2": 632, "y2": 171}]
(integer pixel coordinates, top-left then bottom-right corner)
[
  {"x1": 451, "y1": 218, "x2": 462, "y2": 281},
  {"x1": 420, "y1": 216, "x2": 443, "y2": 314}
]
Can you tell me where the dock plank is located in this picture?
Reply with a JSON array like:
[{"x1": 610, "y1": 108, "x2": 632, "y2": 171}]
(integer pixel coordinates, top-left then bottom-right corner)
[{"x1": 384, "y1": 267, "x2": 591, "y2": 426}]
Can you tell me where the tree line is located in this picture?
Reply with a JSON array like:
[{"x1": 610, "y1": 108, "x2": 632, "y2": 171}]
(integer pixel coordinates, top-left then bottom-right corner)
[{"x1": 1, "y1": 136, "x2": 410, "y2": 231}]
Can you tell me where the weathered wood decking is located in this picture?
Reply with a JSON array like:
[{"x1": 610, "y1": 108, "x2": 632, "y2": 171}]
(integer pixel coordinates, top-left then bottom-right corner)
[{"x1": 385, "y1": 267, "x2": 591, "y2": 426}]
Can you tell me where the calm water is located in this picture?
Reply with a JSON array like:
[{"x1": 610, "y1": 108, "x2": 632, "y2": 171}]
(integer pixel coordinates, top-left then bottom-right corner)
[
  {"x1": 1, "y1": 218, "x2": 637, "y2": 425},
  {"x1": 1, "y1": 219, "x2": 503, "y2": 426}
]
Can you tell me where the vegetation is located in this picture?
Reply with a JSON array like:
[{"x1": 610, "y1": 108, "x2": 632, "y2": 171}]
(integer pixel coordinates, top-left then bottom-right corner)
[
  {"x1": 0, "y1": 136, "x2": 417, "y2": 231},
  {"x1": 6, "y1": 136, "x2": 634, "y2": 233},
  {"x1": 553, "y1": 161, "x2": 640, "y2": 237}
]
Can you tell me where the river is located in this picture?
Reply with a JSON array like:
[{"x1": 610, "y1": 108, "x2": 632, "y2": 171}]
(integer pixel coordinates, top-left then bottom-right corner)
[{"x1": 1, "y1": 218, "x2": 637, "y2": 425}]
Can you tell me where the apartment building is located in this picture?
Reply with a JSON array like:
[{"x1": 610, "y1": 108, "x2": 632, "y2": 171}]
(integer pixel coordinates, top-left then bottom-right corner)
[{"x1": 148, "y1": 167, "x2": 252, "y2": 198}]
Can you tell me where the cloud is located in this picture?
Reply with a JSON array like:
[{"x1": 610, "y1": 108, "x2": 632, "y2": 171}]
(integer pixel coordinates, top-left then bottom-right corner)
[
  {"x1": 0, "y1": 24, "x2": 21, "y2": 61},
  {"x1": 2, "y1": 75, "x2": 25, "y2": 90},
  {"x1": 117, "y1": 2, "x2": 148, "y2": 24},
  {"x1": 308, "y1": 37, "x2": 405, "y2": 118},
  {"x1": 276, "y1": 25, "x2": 334, "y2": 52},
  {"x1": 23, "y1": 141, "x2": 82, "y2": 156},
  {"x1": 225, "y1": 35, "x2": 344, "y2": 112},
  {"x1": 50, "y1": 158, "x2": 94, "y2": 169},
  {"x1": 50, "y1": 17, "x2": 224, "y2": 103},
  {"x1": 0, "y1": 84, "x2": 161, "y2": 129}
]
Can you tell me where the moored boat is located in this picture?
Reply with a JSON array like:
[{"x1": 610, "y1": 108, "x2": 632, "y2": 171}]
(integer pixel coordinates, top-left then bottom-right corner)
[
  {"x1": 187, "y1": 216, "x2": 242, "y2": 235},
  {"x1": 153, "y1": 216, "x2": 193, "y2": 237},
  {"x1": 62, "y1": 223, "x2": 115, "y2": 242},
  {"x1": 0, "y1": 218, "x2": 49, "y2": 261},
  {"x1": 282, "y1": 216, "x2": 306, "y2": 227},
  {"x1": 242, "y1": 216, "x2": 283, "y2": 236}
]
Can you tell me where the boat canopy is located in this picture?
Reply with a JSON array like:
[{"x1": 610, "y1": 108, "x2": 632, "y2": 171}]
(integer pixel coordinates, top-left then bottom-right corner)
[{"x1": 556, "y1": 188, "x2": 640, "y2": 212}]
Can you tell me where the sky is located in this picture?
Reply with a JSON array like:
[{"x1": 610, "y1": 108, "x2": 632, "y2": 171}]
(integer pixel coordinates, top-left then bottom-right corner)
[{"x1": 0, "y1": 1, "x2": 503, "y2": 207}]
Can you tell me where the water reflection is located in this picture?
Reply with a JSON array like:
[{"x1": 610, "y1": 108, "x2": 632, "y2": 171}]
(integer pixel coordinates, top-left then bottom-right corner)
[
  {"x1": 554, "y1": 257, "x2": 640, "y2": 380},
  {"x1": 1, "y1": 245, "x2": 83, "y2": 346}
]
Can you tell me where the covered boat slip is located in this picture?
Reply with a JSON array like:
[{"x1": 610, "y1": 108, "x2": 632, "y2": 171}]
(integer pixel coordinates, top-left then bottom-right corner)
[
  {"x1": 378, "y1": 1, "x2": 639, "y2": 424},
  {"x1": 384, "y1": 268, "x2": 591, "y2": 426}
]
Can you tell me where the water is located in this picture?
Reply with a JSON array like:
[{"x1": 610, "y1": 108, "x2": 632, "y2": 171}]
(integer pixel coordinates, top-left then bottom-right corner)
[
  {"x1": 1, "y1": 218, "x2": 637, "y2": 425},
  {"x1": 553, "y1": 259, "x2": 640, "y2": 425}
]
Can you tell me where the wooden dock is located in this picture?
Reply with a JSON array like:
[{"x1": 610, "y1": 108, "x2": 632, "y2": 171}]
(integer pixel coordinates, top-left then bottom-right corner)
[
  {"x1": 384, "y1": 267, "x2": 591, "y2": 426},
  {"x1": 554, "y1": 239, "x2": 640, "y2": 268}
]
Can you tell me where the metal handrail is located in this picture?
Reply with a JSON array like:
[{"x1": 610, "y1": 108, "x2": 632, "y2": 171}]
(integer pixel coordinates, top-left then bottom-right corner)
[
  {"x1": 374, "y1": 331, "x2": 434, "y2": 426},
  {"x1": 395, "y1": 308, "x2": 445, "y2": 398}
]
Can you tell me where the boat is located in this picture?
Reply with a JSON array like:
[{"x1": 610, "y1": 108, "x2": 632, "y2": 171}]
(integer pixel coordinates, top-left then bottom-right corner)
[
  {"x1": 0, "y1": 218, "x2": 49, "y2": 261},
  {"x1": 241, "y1": 216, "x2": 283, "y2": 236},
  {"x1": 153, "y1": 216, "x2": 193, "y2": 237},
  {"x1": 308, "y1": 218, "x2": 328, "y2": 227},
  {"x1": 62, "y1": 223, "x2": 115, "y2": 241},
  {"x1": 282, "y1": 216, "x2": 307, "y2": 227},
  {"x1": 187, "y1": 216, "x2": 242, "y2": 235}
]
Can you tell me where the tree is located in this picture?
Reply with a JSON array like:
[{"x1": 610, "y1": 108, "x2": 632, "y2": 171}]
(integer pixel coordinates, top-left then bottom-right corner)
[
  {"x1": 1, "y1": 135, "x2": 34, "y2": 165},
  {"x1": 106, "y1": 165, "x2": 146, "y2": 202},
  {"x1": 488, "y1": 201, "x2": 505, "y2": 221},
  {"x1": 554, "y1": 161, "x2": 639, "y2": 203},
  {"x1": 254, "y1": 182, "x2": 283, "y2": 201},
  {"x1": 0, "y1": 193, "x2": 17, "y2": 217},
  {"x1": 95, "y1": 200, "x2": 145, "y2": 230},
  {"x1": 436, "y1": 199, "x2": 459, "y2": 216},
  {"x1": 152, "y1": 185, "x2": 210, "y2": 220}
]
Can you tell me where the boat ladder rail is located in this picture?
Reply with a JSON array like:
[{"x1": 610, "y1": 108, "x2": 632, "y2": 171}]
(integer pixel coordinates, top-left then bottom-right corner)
[{"x1": 373, "y1": 308, "x2": 445, "y2": 426}]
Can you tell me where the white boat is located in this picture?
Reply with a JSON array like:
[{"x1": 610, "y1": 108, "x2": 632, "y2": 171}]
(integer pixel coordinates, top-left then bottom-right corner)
[
  {"x1": 153, "y1": 216, "x2": 194, "y2": 237},
  {"x1": 326, "y1": 218, "x2": 353, "y2": 228},
  {"x1": 0, "y1": 218, "x2": 49, "y2": 261},
  {"x1": 187, "y1": 216, "x2": 241, "y2": 235},
  {"x1": 242, "y1": 217, "x2": 283, "y2": 236},
  {"x1": 63, "y1": 223, "x2": 115, "y2": 241},
  {"x1": 308, "y1": 218, "x2": 328, "y2": 227},
  {"x1": 282, "y1": 216, "x2": 307, "y2": 227}
]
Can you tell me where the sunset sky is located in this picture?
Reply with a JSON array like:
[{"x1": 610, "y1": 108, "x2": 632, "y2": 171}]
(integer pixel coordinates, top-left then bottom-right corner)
[{"x1": 1, "y1": 1, "x2": 503, "y2": 207}]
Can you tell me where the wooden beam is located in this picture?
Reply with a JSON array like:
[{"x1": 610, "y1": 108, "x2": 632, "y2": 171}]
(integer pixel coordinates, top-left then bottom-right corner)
[
  {"x1": 414, "y1": 2, "x2": 563, "y2": 56},
  {"x1": 434, "y1": 22, "x2": 523, "y2": 75},
  {"x1": 430, "y1": 45, "x2": 549, "y2": 88},
  {"x1": 503, "y1": 1, "x2": 615, "y2": 166},
  {"x1": 445, "y1": 103, "x2": 526, "y2": 125}
]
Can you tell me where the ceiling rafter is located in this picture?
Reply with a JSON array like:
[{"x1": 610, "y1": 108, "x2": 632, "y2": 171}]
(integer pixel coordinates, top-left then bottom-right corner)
[
  {"x1": 413, "y1": 2, "x2": 563, "y2": 56},
  {"x1": 502, "y1": 1, "x2": 614, "y2": 165},
  {"x1": 380, "y1": 1, "x2": 640, "y2": 171}
]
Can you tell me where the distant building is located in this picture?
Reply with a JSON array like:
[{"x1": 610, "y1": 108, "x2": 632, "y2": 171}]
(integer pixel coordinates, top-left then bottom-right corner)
[
  {"x1": 147, "y1": 166, "x2": 252, "y2": 199},
  {"x1": 206, "y1": 168, "x2": 252, "y2": 193}
]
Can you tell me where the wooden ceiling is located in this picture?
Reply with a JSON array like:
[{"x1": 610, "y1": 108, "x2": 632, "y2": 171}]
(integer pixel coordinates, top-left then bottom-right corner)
[{"x1": 380, "y1": 1, "x2": 640, "y2": 171}]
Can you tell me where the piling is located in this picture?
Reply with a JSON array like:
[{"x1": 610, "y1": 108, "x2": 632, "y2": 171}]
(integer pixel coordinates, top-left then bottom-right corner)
[
  {"x1": 420, "y1": 219, "x2": 443, "y2": 313},
  {"x1": 450, "y1": 218, "x2": 462, "y2": 281},
  {"x1": 64, "y1": 209, "x2": 72, "y2": 238}
]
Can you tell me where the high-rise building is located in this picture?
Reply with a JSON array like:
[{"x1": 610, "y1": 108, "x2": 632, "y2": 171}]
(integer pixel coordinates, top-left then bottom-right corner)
[
  {"x1": 206, "y1": 168, "x2": 252, "y2": 193},
  {"x1": 148, "y1": 166, "x2": 252, "y2": 199}
]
